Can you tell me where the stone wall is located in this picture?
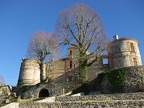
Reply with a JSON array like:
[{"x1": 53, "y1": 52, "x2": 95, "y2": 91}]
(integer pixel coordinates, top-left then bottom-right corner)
[
  {"x1": 101, "y1": 65, "x2": 144, "y2": 93},
  {"x1": 9, "y1": 92, "x2": 144, "y2": 108},
  {"x1": 56, "y1": 92, "x2": 144, "y2": 102},
  {"x1": 125, "y1": 66, "x2": 144, "y2": 92},
  {"x1": 18, "y1": 101, "x2": 144, "y2": 108},
  {"x1": 21, "y1": 83, "x2": 63, "y2": 99},
  {"x1": 22, "y1": 81, "x2": 81, "y2": 99},
  {"x1": 46, "y1": 56, "x2": 108, "y2": 83},
  {"x1": 21, "y1": 65, "x2": 144, "y2": 99},
  {"x1": 46, "y1": 58, "x2": 71, "y2": 82}
]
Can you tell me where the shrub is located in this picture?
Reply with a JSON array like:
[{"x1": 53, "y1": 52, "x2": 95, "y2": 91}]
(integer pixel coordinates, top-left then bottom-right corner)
[
  {"x1": 17, "y1": 80, "x2": 24, "y2": 87},
  {"x1": 107, "y1": 68, "x2": 126, "y2": 93}
]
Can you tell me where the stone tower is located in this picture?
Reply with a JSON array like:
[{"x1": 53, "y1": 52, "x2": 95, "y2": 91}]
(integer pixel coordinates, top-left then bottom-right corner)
[
  {"x1": 67, "y1": 47, "x2": 79, "y2": 70},
  {"x1": 18, "y1": 58, "x2": 40, "y2": 86},
  {"x1": 108, "y1": 35, "x2": 142, "y2": 69},
  {"x1": 68, "y1": 47, "x2": 90, "y2": 59},
  {"x1": 68, "y1": 47, "x2": 79, "y2": 59}
]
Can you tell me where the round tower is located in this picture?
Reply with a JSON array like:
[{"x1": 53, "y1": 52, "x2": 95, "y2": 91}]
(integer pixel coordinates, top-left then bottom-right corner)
[
  {"x1": 18, "y1": 58, "x2": 40, "y2": 86},
  {"x1": 108, "y1": 35, "x2": 142, "y2": 69}
]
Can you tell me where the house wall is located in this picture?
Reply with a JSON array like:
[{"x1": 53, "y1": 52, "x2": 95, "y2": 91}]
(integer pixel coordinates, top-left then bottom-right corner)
[
  {"x1": 46, "y1": 48, "x2": 109, "y2": 82},
  {"x1": 88, "y1": 57, "x2": 109, "y2": 80},
  {"x1": 46, "y1": 58, "x2": 70, "y2": 82}
]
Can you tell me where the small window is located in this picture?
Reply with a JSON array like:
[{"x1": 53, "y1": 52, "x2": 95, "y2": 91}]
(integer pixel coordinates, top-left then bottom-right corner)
[
  {"x1": 70, "y1": 61, "x2": 72, "y2": 68},
  {"x1": 50, "y1": 65, "x2": 53, "y2": 71},
  {"x1": 70, "y1": 50, "x2": 72, "y2": 55},
  {"x1": 133, "y1": 58, "x2": 137, "y2": 66},
  {"x1": 130, "y1": 43, "x2": 135, "y2": 51},
  {"x1": 103, "y1": 58, "x2": 108, "y2": 64}
]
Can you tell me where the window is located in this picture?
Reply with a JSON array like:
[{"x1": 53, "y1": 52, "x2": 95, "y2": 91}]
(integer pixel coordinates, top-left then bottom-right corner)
[
  {"x1": 70, "y1": 50, "x2": 72, "y2": 55},
  {"x1": 133, "y1": 58, "x2": 137, "y2": 66},
  {"x1": 70, "y1": 61, "x2": 72, "y2": 68},
  {"x1": 49, "y1": 65, "x2": 53, "y2": 71},
  {"x1": 103, "y1": 58, "x2": 108, "y2": 64},
  {"x1": 130, "y1": 43, "x2": 135, "y2": 51}
]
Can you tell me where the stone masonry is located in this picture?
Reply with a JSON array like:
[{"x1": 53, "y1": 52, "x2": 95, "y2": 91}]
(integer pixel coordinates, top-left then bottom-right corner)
[
  {"x1": 108, "y1": 37, "x2": 142, "y2": 69},
  {"x1": 101, "y1": 65, "x2": 144, "y2": 93},
  {"x1": 2, "y1": 92, "x2": 144, "y2": 108}
]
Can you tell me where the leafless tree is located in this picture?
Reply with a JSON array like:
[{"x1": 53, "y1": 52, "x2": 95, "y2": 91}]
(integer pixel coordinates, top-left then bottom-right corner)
[
  {"x1": 0, "y1": 75, "x2": 5, "y2": 86},
  {"x1": 56, "y1": 3, "x2": 110, "y2": 83},
  {"x1": 27, "y1": 31, "x2": 60, "y2": 82}
]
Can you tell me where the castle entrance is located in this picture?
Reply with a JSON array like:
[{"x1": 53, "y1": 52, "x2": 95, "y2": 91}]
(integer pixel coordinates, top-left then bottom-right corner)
[{"x1": 39, "y1": 88, "x2": 49, "y2": 97}]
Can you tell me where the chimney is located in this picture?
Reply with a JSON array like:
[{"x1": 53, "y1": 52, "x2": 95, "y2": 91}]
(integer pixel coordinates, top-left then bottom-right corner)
[{"x1": 113, "y1": 35, "x2": 119, "y2": 40}]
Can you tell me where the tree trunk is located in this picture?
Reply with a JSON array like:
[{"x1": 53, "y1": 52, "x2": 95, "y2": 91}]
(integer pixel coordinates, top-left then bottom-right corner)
[
  {"x1": 79, "y1": 54, "x2": 89, "y2": 83},
  {"x1": 79, "y1": 65, "x2": 88, "y2": 83},
  {"x1": 40, "y1": 63, "x2": 47, "y2": 83}
]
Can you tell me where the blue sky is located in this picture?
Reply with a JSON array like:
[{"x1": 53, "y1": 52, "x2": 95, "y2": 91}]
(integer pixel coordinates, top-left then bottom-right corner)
[{"x1": 0, "y1": 0, "x2": 144, "y2": 86}]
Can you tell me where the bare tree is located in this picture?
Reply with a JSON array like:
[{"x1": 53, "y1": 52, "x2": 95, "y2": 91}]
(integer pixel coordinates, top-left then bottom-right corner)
[
  {"x1": 0, "y1": 75, "x2": 5, "y2": 86},
  {"x1": 27, "y1": 31, "x2": 59, "y2": 82},
  {"x1": 56, "y1": 3, "x2": 110, "y2": 83}
]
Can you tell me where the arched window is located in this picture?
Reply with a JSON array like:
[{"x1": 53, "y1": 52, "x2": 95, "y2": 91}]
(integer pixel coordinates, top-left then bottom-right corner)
[
  {"x1": 39, "y1": 88, "x2": 49, "y2": 97},
  {"x1": 70, "y1": 50, "x2": 72, "y2": 55},
  {"x1": 70, "y1": 61, "x2": 72, "y2": 68}
]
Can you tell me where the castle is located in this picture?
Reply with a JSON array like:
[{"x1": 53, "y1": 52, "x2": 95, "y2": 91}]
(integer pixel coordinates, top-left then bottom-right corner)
[{"x1": 18, "y1": 35, "x2": 142, "y2": 86}]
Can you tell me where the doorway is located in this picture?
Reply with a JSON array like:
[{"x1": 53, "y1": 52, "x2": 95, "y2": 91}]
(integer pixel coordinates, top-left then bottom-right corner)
[{"x1": 39, "y1": 88, "x2": 49, "y2": 97}]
